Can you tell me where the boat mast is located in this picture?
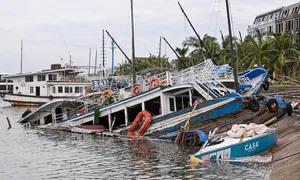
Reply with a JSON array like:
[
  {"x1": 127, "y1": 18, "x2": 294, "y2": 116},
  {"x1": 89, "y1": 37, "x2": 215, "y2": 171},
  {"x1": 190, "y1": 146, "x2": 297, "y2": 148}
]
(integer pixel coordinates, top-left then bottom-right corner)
[
  {"x1": 102, "y1": 29, "x2": 105, "y2": 77},
  {"x1": 130, "y1": 0, "x2": 136, "y2": 84},
  {"x1": 20, "y1": 39, "x2": 23, "y2": 74},
  {"x1": 88, "y1": 48, "x2": 91, "y2": 76},
  {"x1": 94, "y1": 49, "x2": 98, "y2": 75},
  {"x1": 162, "y1": 37, "x2": 188, "y2": 68},
  {"x1": 111, "y1": 40, "x2": 116, "y2": 76},
  {"x1": 158, "y1": 36, "x2": 162, "y2": 68},
  {"x1": 177, "y1": 2, "x2": 217, "y2": 64},
  {"x1": 225, "y1": 0, "x2": 239, "y2": 93}
]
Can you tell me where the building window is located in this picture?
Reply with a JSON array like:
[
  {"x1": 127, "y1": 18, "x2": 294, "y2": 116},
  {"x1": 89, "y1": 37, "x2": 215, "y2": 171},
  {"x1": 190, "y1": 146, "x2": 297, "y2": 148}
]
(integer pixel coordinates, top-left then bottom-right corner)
[
  {"x1": 37, "y1": 75, "x2": 46, "y2": 81},
  {"x1": 65, "y1": 86, "x2": 70, "y2": 93},
  {"x1": 52, "y1": 87, "x2": 56, "y2": 93},
  {"x1": 48, "y1": 74, "x2": 57, "y2": 81},
  {"x1": 70, "y1": 87, "x2": 73, "y2": 93},
  {"x1": 30, "y1": 87, "x2": 33, "y2": 93},
  {"x1": 25, "y1": 76, "x2": 34, "y2": 82},
  {"x1": 58, "y1": 86, "x2": 63, "y2": 93},
  {"x1": 75, "y1": 87, "x2": 80, "y2": 93}
]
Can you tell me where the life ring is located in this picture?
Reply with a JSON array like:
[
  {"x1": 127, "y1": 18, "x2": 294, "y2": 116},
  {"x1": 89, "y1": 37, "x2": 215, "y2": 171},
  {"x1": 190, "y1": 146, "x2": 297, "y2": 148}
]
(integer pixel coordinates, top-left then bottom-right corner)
[
  {"x1": 149, "y1": 77, "x2": 161, "y2": 89},
  {"x1": 262, "y1": 80, "x2": 269, "y2": 91},
  {"x1": 49, "y1": 95, "x2": 54, "y2": 100},
  {"x1": 287, "y1": 102, "x2": 293, "y2": 116},
  {"x1": 127, "y1": 110, "x2": 152, "y2": 137},
  {"x1": 132, "y1": 86, "x2": 142, "y2": 96},
  {"x1": 76, "y1": 77, "x2": 80, "y2": 82},
  {"x1": 86, "y1": 87, "x2": 91, "y2": 94},
  {"x1": 249, "y1": 98, "x2": 260, "y2": 112},
  {"x1": 266, "y1": 98, "x2": 279, "y2": 113}
]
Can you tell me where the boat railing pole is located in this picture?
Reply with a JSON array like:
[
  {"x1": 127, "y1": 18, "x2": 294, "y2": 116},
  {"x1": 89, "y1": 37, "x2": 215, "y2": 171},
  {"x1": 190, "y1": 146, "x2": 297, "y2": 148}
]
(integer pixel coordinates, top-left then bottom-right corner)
[
  {"x1": 131, "y1": 0, "x2": 136, "y2": 84},
  {"x1": 225, "y1": 0, "x2": 239, "y2": 93}
]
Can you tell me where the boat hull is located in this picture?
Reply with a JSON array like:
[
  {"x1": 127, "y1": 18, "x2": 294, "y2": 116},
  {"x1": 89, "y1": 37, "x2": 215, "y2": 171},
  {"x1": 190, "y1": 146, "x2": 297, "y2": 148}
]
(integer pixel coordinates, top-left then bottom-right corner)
[{"x1": 194, "y1": 130, "x2": 278, "y2": 160}]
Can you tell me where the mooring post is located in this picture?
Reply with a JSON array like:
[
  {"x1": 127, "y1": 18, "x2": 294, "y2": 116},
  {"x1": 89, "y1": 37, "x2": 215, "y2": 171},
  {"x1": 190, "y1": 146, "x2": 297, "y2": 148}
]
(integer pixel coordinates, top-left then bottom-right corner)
[{"x1": 6, "y1": 117, "x2": 12, "y2": 129}]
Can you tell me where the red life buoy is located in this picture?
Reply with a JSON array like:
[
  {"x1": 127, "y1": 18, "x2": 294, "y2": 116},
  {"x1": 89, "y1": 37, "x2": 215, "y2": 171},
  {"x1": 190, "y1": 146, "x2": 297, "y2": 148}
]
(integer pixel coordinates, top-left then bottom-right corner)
[
  {"x1": 127, "y1": 110, "x2": 152, "y2": 137},
  {"x1": 193, "y1": 98, "x2": 205, "y2": 106},
  {"x1": 149, "y1": 78, "x2": 161, "y2": 89},
  {"x1": 132, "y1": 86, "x2": 142, "y2": 96}
]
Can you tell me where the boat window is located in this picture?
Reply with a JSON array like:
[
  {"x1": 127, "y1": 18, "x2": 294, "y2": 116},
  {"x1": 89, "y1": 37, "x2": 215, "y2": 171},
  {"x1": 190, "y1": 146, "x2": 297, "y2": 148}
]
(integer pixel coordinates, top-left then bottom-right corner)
[
  {"x1": 58, "y1": 86, "x2": 63, "y2": 93},
  {"x1": 169, "y1": 98, "x2": 175, "y2": 111},
  {"x1": 144, "y1": 96, "x2": 161, "y2": 116},
  {"x1": 110, "y1": 110, "x2": 126, "y2": 130},
  {"x1": 30, "y1": 87, "x2": 33, "y2": 93},
  {"x1": 80, "y1": 87, "x2": 83, "y2": 93},
  {"x1": 75, "y1": 87, "x2": 79, "y2": 93},
  {"x1": 52, "y1": 87, "x2": 56, "y2": 93},
  {"x1": 65, "y1": 86, "x2": 70, "y2": 93},
  {"x1": 48, "y1": 74, "x2": 57, "y2": 81},
  {"x1": 37, "y1": 75, "x2": 46, "y2": 81},
  {"x1": 127, "y1": 103, "x2": 142, "y2": 123},
  {"x1": 176, "y1": 97, "x2": 183, "y2": 110},
  {"x1": 70, "y1": 87, "x2": 73, "y2": 93},
  {"x1": 183, "y1": 97, "x2": 189, "y2": 108},
  {"x1": 25, "y1": 76, "x2": 34, "y2": 82}
]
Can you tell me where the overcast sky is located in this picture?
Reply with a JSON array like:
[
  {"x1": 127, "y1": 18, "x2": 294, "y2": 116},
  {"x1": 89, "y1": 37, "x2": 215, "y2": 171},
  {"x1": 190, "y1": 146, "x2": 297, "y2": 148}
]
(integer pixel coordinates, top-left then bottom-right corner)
[{"x1": 0, "y1": 0, "x2": 298, "y2": 73}]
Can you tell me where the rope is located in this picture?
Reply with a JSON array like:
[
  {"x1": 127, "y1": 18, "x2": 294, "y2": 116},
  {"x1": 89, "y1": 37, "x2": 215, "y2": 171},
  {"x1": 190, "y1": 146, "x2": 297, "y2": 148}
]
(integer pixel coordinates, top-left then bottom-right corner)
[{"x1": 258, "y1": 150, "x2": 300, "y2": 167}]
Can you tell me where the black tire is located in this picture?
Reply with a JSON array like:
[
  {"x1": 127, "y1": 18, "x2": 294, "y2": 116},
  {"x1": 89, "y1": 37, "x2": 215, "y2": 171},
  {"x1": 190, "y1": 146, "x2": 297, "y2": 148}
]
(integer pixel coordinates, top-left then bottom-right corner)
[
  {"x1": 262, "y1": 80, "x2": 269, "y2": 91},
  {"x1": 267, "y1": 98, "x2": 279, "y2": 113},
  {"x1": 287, "y1": 103, "x2": 293, "y2": 116},
  {"x1": 249, "y1": 98, "x2": 260, "y2": 112},
  {"x1": 49, "y1": 95, "x2": 54, "y2": 100}
]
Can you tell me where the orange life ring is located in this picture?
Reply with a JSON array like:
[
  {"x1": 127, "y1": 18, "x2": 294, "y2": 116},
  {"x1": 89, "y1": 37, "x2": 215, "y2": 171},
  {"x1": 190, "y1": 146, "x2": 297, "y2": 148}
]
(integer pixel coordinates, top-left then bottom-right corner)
[
  {"x1": 193, "y1": 98, "x2": 205, "y2": 106},
  {"x1": 76, "y1": 77, "x2": 80, "y2": 82},
  {"x1": 132, "y1": 86, "x2": 142, "y2": 96},
  {"x1": 86, "y1": 87, "x2": 91, "y2": 94},
  {"x1": 60, "y1": 76, "x2": 67, "y2": 81},
  {"x1": 149, "y1": 78, "x2": 161, "y2": 88},
  {"x1": 127, "y1": 110, "x2": 152, "y2": 137}
]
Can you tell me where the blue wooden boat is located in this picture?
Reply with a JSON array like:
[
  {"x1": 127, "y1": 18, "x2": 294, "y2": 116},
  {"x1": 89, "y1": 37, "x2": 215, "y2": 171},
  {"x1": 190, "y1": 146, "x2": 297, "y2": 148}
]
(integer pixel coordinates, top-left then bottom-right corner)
[{"x1": 191, "y1": 128, "x2": 278, "y2": 160}]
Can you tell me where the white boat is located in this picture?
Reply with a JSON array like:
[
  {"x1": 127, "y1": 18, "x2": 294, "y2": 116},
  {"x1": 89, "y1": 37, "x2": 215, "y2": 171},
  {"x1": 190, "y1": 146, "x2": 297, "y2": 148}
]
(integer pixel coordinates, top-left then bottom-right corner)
[
  {"x1": 0, "y1": 73, "x2": 13, "y2": 96},
  {"x1": 1, "y1": 64, "x2": 91, "y2": 106}
]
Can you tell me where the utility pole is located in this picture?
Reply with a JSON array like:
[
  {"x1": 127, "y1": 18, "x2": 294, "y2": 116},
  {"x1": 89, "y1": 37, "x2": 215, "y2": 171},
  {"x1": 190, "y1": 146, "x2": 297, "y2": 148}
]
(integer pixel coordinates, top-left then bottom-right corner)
[
  {"x1": 88, "y1": 48, "x2": 91, "y2": 76},
  {"x1": 131, "y1": 0, "x2": 136, "y2": 84},
  {"x1": 158, "y1": 36, "x2": 162, "y2": 68},
  {"x1": 94, "y1": 49, "x2": 98, "y2": 75},
  {"x1": 225, "y1": 0, "x2": 239, "y2": 93},
  {"x1": 20, "y1": 39, "x2": 23, "y2": 74}
]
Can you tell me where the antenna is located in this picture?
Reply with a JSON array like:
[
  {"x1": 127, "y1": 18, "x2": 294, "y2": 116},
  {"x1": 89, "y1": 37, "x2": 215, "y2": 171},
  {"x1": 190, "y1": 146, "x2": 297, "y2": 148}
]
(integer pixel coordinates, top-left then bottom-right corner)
[{"x1": 158, "y1": 36, "x2": 162, "y2": 68}]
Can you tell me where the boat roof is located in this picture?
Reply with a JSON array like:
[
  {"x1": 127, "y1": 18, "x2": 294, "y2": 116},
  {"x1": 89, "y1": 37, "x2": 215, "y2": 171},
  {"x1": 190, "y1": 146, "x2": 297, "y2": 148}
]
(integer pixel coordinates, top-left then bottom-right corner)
[{"x1": 2, "y1": 68, "x2": 80, "y2": 79}]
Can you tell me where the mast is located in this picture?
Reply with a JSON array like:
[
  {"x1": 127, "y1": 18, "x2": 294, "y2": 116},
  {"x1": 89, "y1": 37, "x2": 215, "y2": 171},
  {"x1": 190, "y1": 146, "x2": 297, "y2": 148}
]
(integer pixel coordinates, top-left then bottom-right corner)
[
  {"x1": 225, "y1": 0, "x2": 239, "y2": 93},
  {"x1": 88, "y1": 48, "x2": 91, "y2": 76},
  {"x1": 131, "y1": 0, "x2": 136, "y2": 84},
  {"x1": 177, "y1": 2, "x2": 216, "y2": 64},
  {"x1": 94, "y1": 49, "x2": 98, "y2": 75},
  {"x1": 158, "y1": 36, "x2": 162, "y2": 68},
  {"x1": 69, "y1": 55, "x2": 72, "y2": 68},
  {"x1": 102, "y1": 29, "x2": 105, "y2": 77},
  {"x1": 20, "y1": 39, "x2": 23, "y2": 74},
  {"x1": 162, "y1": 37, "x2": 188, "y2": 68}
]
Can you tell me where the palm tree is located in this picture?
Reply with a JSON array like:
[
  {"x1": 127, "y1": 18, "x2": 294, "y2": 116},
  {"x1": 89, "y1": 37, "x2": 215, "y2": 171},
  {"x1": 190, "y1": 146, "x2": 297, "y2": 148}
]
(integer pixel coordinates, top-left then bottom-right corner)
[
  {"x1": 268, "y1": 33, "x2": 300, "y2": 78},
  {"x1": 241, "y1": 29, "x2": 272, "y2": 69}
]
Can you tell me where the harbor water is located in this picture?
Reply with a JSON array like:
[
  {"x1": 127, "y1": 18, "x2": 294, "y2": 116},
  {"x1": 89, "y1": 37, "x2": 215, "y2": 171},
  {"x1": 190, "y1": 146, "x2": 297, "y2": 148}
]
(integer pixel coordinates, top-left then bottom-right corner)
[{"x1": 0, "y1": 100, "x2": 271, "y2": 180}]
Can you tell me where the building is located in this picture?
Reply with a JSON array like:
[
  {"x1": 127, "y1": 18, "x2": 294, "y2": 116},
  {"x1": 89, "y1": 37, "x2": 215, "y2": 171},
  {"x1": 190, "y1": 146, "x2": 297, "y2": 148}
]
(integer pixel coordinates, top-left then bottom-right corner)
[
  {"x1": 275, "y1": 2, "x2": 300, "y2": 42},
  {"x1": 247, "y1": 7, "x2": 283, "y2": 38}
]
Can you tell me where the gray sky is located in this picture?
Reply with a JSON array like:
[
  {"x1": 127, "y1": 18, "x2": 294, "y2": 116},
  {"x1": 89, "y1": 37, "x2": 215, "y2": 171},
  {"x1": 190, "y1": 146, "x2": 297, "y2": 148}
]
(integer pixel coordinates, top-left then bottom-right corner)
[{"x1": 0, "y1": 0, "x2": 298, "y2": 73}]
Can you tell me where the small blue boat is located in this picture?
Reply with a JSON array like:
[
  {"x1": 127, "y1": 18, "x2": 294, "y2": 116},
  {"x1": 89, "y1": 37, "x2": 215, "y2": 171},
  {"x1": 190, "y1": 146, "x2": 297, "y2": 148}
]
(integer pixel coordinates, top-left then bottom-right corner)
[{"x1": 191, "y1": 127, "x2": 278, "y2": 160}]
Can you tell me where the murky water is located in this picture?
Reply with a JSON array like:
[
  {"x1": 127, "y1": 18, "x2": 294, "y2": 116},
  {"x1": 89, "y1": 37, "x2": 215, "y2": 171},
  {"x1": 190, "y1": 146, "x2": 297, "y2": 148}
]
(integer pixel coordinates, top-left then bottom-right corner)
[{"x1": 0, "y1": 100, "x2": 271, "y2": 179}]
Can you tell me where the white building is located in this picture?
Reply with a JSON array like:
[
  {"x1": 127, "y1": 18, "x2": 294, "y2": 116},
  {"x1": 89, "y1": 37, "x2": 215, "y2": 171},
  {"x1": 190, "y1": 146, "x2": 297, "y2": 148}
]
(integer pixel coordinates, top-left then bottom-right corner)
[{"x1": 247, "y1": 7, "x2": 283, "y2": 38}]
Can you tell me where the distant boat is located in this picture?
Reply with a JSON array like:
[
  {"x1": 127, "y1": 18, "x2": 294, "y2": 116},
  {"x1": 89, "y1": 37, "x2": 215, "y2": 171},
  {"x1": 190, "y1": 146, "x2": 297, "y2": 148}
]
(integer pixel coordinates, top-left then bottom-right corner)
[{"x1": 1, "y1": 64, "x2": 91, "y2": 106}]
